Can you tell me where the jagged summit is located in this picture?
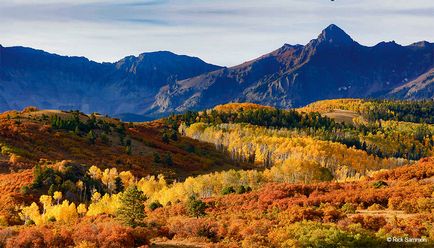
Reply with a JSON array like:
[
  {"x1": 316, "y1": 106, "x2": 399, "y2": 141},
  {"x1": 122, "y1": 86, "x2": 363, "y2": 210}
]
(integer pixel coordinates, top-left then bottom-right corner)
[
  {"x1": 150, "y1": 24, "x2": 433, "y2": 115},
  {"x1": 317, "y1": 24, "x2": 354, "y2": 45}
]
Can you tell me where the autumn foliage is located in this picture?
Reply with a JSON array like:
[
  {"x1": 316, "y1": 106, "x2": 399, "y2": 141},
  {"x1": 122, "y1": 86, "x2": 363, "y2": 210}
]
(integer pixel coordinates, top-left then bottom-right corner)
[
  {"x1": 144, "y1": 159, "x2": 434, "y2": 246},
  {"x1": 0, "y1": 216, "x2": 150, "y2": 248},
  {"x1": 2, "y1": 101, "x2": 434, "y2": 247}
]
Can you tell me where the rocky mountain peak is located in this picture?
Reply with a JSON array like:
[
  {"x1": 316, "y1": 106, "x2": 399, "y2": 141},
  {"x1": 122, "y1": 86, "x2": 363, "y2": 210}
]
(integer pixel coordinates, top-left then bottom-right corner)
[{"x1": 317, "y1": 24, "x2": 354, "y2": 45}]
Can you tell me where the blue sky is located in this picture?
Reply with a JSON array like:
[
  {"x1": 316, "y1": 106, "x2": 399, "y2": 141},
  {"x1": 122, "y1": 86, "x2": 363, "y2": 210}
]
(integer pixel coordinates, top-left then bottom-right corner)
[{"x1": 0, "y1": 0, "x2": 433, "y2": 66}]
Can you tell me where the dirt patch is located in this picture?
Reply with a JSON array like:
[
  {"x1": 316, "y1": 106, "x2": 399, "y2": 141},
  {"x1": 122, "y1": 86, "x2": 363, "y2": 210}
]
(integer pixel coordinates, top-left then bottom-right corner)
[{"x1": 324, "y1": 109, "x2": 359, "y2": 125}]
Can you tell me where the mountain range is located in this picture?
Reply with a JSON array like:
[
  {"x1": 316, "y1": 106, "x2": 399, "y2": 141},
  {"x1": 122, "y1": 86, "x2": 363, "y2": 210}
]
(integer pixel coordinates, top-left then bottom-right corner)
[{"x1": 0, "y1": 24, "x2": 433, "y2": 120}]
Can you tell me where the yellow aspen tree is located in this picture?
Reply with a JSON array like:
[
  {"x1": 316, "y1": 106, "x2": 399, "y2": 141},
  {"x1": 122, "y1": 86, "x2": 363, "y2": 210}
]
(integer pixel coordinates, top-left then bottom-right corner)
[
  {"x1": 53, "y1": 191, "x2": 62, "y2": 205},
  {"x1": 88, "y1": 165, "x2": 102, "y2": 180},
  {"x1": 102, "y1": 168, "x2": 118, "y2": 193},
  {"x1": 19, "y1": 202, "x2": 42, "y2": 225},
  {"x1": 119, "y1": 171, "x2": 135, "y2": 188},
  {"x1": 91, "y1": 191, "x2": 101, "y2": 202},
  {"x1": 76, "y1": 180, "x2": 85, "y2": 202},
  {"x1": 55, "y1": 200, "x2": 78, "y2": 223},
  {"x1": 77, "y1": 203, "x2": 87, "y2": 217},
  {"x1": 39, "y1": 195, "x2": 52, "y2": 214}
]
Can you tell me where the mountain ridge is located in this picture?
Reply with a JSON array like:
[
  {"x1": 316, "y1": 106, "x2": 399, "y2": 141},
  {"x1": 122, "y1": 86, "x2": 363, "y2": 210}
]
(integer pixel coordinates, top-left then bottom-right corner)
[
  {"x1": 0, "y1": 46, "x2": 222, "y2": 119},
  {"x1": 0, "y1": 24, "x2": 433, "y2": 120},
  {"x1": 150, "y1": 24, "x2": 433, "y2": 114}
]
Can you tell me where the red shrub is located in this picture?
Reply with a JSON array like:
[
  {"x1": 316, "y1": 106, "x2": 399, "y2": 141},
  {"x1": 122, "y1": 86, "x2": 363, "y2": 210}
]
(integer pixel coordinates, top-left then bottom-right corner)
[
  {"x1": 350, "y1": 215, "x2": 387, "y2": 231},
  {"x1": 5, "y1": 226, "x2": 51, "y2": 248}
]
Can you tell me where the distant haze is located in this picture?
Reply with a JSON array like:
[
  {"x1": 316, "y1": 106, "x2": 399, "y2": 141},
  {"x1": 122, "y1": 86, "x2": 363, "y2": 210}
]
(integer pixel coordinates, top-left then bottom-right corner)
[{"x1": 1, "y1": 0, "x2": 433, "y2": 66}]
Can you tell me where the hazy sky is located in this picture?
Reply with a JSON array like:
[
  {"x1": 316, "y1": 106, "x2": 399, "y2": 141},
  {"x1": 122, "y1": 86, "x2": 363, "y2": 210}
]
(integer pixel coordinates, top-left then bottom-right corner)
[{"x1": 0, "y1": 0, "x2": 433, "y2": 66}]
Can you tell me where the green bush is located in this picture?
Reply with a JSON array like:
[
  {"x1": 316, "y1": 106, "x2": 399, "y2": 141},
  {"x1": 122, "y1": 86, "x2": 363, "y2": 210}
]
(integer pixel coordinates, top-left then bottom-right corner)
[
  {"x1": 162, "y1": 132, "x2": 170, "y2": 144},
  {"x1": 149, "y1": 201, "x2": 163, "y2": 211},
  {"x1": 270, "y1": 221, "x2": 382, "y2": 247},
  {"x1": 87, "y1": 130, "x2": 97, "y2": 144},
  {"x1": 236, "y1": 185, "x2": 251, "y2": 194},
  {"x1": 372, "y1": 181, "x2": 388, "y2": 189},
  {"x1": 153, "y1": 152, "x2": 161, "y2": 163},
  {"x1": 221, "y1": 186, "x2": 235, "y2": 195},
  {"x1": 236, "y1": 185, "x2": 246, "y2": 194},
  {"x1": 341, "y1": 203, "x2": 356, "y2": 214},
  {"x1": 186, "y1": 196, "x2": 207, "y2": 218},
  {"x1": 163, "y1": 153, "x2": 173, "y2": 166},
  {"x1": 20, "y1": 186, "x2": 31, "y2": 195}
]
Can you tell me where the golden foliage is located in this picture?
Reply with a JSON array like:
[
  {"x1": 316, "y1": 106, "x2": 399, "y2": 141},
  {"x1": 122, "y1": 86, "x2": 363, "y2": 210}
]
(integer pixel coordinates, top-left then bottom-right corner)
[
  {"x1": 299, "y1": 99, "x2": 365, "y2": 113},
  {"x1": 184, "y1": 123, "x2": 404, "y2": 180},
  {"x1": 213, "y1": 102, "x2": 274, "y2": 112},
  {"x1": 87, "y1": 193, "x2": 121, "y2": 217},
  {"x1": 19, "y1": 196, "x2": 78, "y2": 225}
]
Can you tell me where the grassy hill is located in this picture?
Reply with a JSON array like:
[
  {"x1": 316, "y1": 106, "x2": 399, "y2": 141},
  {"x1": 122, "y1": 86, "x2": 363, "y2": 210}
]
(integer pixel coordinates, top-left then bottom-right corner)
[
  {"x1": 300, "y1": 98, "x2": 434, "y2": 124},
  {"x1": 0, "y1": 107, "x2": 249, "y2": 177}
]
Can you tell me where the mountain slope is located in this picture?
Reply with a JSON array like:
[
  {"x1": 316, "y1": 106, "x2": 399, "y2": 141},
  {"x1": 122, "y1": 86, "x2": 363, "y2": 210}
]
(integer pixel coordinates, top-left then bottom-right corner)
[
  {"x1": 388, "y1": 66, "x2": 434, "y2": 99},
  {"x1": 1, "y1": 24, "x2": 433, "y2": 118},
  {"x1": 0, "y1": 47, "x2": 221, "y2": 118},
  {"x1": 150, "y1": 24, "x2": 434, "y2": 114}
]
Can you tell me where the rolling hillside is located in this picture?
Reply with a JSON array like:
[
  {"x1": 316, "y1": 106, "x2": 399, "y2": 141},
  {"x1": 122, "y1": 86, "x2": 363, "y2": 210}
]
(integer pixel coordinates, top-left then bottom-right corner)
[
  {"x1": 0, "y1": 106, "x2": 251, "y2": 220},
  {"x1": 147, "y1": 157, "x2": 434, "y2": 247},
  {"x1": 0, "y1": 107, "x2": 248, "y2": 177},
  {"x1": 0, "y1": 100, "x2": 433, "y2": 247}
]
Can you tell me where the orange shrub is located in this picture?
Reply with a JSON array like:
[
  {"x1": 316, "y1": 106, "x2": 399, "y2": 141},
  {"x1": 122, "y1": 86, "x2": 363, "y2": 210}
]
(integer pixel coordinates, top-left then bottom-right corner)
[
  {"x1": 0, "y1": 216, "x2": 150, "y2": 248},
  {"x1": 166, "y1": 216, "x2": 218, "y2": 242},
  {"x1": 350, "y1": 215, "x2": 387, "y2": 231}
]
